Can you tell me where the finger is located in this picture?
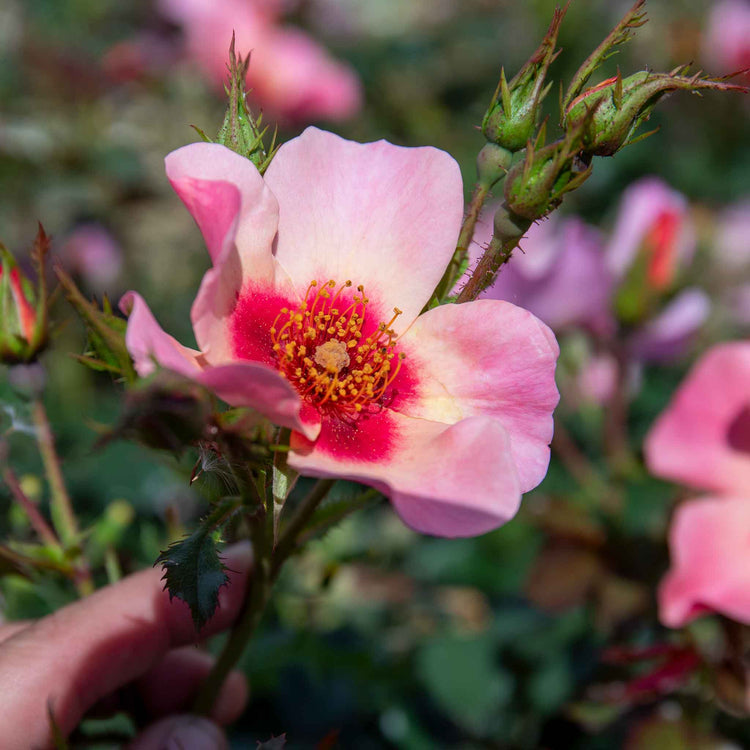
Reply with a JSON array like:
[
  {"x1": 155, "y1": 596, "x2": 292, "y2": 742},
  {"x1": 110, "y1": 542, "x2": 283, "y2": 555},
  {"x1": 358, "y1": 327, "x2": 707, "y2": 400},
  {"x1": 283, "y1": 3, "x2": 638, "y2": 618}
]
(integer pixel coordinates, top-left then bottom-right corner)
[
  {"x1": 87, "y1": 649, "x2": 248, "y2": 726},
  {"x1": 135, "y1": 647, "x2": 248, "y2": 725},
  {"x1": 0, "y1": 621, "x2": 31, "y2": 645},
  {"x1": 0, "y1": 542, "x2": 251, "y2": 749},
  {"x1": 128, "y1": 715, "x2": 228, "y2": 750}
]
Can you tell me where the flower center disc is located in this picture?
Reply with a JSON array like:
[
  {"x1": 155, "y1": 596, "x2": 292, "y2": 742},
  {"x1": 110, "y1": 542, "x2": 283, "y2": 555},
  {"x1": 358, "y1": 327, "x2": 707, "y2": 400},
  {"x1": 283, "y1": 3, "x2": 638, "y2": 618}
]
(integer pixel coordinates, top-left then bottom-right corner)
[{"x1": 270, "y1": 280, "x2": 405, "y2": 417}]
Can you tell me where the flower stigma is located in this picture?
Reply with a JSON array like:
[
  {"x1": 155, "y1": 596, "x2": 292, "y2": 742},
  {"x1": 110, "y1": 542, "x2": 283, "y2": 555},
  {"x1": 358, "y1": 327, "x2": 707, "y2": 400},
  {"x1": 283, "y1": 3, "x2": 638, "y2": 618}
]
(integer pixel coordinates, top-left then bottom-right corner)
[{"x1": 270, "y1": 279, "x2": 405, "y2": 418}]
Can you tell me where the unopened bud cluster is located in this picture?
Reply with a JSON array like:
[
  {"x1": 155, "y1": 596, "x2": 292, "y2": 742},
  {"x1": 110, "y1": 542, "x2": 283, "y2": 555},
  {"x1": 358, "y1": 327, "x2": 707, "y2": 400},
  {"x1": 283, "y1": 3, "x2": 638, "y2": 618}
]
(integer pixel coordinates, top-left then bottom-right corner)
[{"x1": 455, "y1": 0, "x2": 747, "y2": 303}]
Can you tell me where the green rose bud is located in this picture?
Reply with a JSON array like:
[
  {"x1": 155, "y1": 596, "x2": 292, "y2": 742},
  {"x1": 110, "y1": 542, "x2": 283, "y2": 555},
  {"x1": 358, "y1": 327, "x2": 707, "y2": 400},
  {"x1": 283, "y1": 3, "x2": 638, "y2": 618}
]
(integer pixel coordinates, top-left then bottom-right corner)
[
  {"x1": 0, "y1": 226, "x2": 50, "y2": 364},
  {"x1": 565, "y1": 67, "x2": 749, "y2": 157},
  {"x1": 481, "y1": 5, "x2": 566, "y2": 153},
  {"x1": 195, "y1": 34, "x2": 277, "y2": 174},
  {"x1": 503, "y1": 124, "x2": 592, "y2": 221}
]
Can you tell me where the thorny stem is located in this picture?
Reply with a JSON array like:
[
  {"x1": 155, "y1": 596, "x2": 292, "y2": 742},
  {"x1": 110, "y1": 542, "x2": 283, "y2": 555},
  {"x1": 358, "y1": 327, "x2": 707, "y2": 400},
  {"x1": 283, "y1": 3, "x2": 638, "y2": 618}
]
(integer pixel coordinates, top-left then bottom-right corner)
[
  {"x1": 31, "y1": 399, "x2": 77, "y2": 545},
  {"x1": 192, "y1": 512, "x2": 270, "y2": 716},
  {"x1": 456, "y1": 204, "x2": 532, "y2": 302},
  {"x1": 432, "y1": 180, "x2": 492, "y2": 304},
  {"x1": 1, "y1": 464, "x2": 59, "y2": 547},
  {"x1": 31, "y1": 398, "x2": 93, "y2": 596},
  {"x1": 602, "y1": 343, "x2": 638, "y2": 477},
  {"x1": 271, "y1": 478, "x2": 336, "y2": 578},
  {"x1": 193, "y1": 477, "x2": 336, "y2": 716}
]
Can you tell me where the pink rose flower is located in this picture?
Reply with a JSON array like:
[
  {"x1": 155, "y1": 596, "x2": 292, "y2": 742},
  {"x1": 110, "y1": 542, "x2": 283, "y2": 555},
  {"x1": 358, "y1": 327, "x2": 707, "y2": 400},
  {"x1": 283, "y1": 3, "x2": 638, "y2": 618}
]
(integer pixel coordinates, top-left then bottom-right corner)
[
  {"x1": 702, "y1": 0, "x2": 750, "y2": 79},
  {"x1": 606, "y1": 177, "x2": 696, "y2": 291},
  {"x1": 645, "y1": 341, "x2": 750, "y2": 495},
  {"x1": 60, "y1": 224, "x2": 123, "y2": 292},
  {"x1": 121, "y1": 128, "x2": 559, "y2": 538},
  {"x1": 159, "y1": 0, "x2": 362, "y2": 122},
  {"x1": 660, "y1": 496, "x2": 750, "y2": 627}
]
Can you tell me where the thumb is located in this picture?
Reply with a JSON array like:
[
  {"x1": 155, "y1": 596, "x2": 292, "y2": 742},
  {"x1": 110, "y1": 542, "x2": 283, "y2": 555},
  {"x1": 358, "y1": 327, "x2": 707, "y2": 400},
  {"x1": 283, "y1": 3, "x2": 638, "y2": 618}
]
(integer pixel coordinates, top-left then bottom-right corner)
[{"x1": 129, "y1": 715, "x2": 228, "y2": 750}]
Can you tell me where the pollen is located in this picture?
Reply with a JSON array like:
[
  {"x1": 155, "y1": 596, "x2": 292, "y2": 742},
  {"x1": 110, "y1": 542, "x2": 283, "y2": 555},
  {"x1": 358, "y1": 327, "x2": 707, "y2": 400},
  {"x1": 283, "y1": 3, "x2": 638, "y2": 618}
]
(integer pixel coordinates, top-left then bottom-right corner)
[
  {"x1": 270, "y1": 279, "x2": 405, "y2": 417},
  {"x1": 314, "y1": 340, "x2": 350, "y2": 373}
]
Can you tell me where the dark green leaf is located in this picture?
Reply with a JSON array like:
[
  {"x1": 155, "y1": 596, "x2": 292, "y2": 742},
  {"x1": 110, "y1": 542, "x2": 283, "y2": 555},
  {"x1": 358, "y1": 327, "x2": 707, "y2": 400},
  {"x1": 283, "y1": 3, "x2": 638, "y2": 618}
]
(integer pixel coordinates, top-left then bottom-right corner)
[{"x1": 155, "y1": 499, "x2": 240, "y2": 629}]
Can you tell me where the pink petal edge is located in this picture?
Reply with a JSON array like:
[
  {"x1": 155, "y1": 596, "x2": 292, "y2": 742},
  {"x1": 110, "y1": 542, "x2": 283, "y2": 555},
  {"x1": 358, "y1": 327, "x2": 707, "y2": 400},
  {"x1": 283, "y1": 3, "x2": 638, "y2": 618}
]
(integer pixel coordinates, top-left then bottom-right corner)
[
  {"x1": 120, "y1": 291, "x2": 320, "y2": 440},
  {"x1": 397, "y1": 298, "x2": 560, "y2": 492},
  {"x1": 289, "y1": 412, "x2": 522, "y2": 538},
  {"x1": 660, "y1": 495, "x2": 750, "y2": 627}
]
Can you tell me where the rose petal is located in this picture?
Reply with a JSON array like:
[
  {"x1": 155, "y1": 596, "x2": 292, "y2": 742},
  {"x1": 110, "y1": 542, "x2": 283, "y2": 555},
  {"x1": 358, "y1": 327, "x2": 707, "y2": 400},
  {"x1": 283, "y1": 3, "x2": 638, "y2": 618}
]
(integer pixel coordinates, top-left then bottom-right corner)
[
  {"x1": 121, "y1": 292, "x2": 318, "y2": 439},
  {"x1": 645, "y1": 341, "x2": 750, "y2": 495},
  {"x1": 120, "y1": 291, "x2": 202, "y2": 378},
  {"x1": 396, "y1": 299, "x2": 559, "y2": 492},
  {"x1": 660, "y1": 496, "x2": 750, "y2": 627},
  {"x1": 263, "y1": 127, "x2": 464, "y2": 332},
  {"x1": 165, "y1": 142, "x2": 285, "y2": 362},
  {"x1": 289, "y1": 411, "x2": 521, "y2": 538},
  {"x1": 197, "y1": 362, "x2": 320, "y2": 440}
]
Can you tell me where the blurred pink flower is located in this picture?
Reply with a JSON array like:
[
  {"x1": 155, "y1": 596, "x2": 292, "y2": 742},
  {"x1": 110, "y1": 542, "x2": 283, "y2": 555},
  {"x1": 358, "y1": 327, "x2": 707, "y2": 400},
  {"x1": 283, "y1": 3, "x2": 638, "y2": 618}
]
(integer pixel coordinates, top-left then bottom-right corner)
[
  {"x1": 159, "y1": 0, "x2": 362, "y2": 122},
  {"x1": 60, "y1": 224, "x2": 123, "y2": 292},
  {"x1": 648, "y1": 342, "x2": 750, "y2": 627},
  {"x1": 628, "y1": 288, "x2": 711, "y2": 363},
  {"x1": 469, "y1": 213, "x2": 615, "y2": 336},
  {"x1": 102, "y1": 32, "x2": 178, "y2": 84},
  {"x1": 659, "y1": 495, "x2": 750, "y2": 627},
  {"x1": 645, "y1": 341, "x2": 750, "y2": 495},
  {"x1": 712, "y1": 199, "x2": 750, "y2": 272},
  {"x1": 121, "y1": 128, "x2": 559, "y2": 537},
  {"x1": 576, "y1": 352, "x2": 618, "y2": 405},
  {"x1": 702, "y1": 0, "x2": 750, "y2": 78},
  {"x1": 606, "y1": 177, "x2": 696, "y2": 291}
]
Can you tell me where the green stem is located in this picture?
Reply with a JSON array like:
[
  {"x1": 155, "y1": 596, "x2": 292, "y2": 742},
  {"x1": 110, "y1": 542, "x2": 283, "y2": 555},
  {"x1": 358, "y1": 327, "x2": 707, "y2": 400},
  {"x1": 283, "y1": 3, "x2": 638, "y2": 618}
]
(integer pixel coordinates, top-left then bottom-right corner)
[
  {"x1": 31, "y1": 398, "x2": 93, "y2": 596},
  {"x1": 431, "y1": 180, "x2": 492, "y2": 304},
  {"x1": 297, "y1": 488, "x2": 379, "y2": 547},
  {"x1": 455, "y1": 204, "x2": 531, "y2": 302},
  {"x1": 271, "y1": 478, "x2": 335, "y2": 578},
  {"x1": 2, "y1": 464, "x2": 59, "y2": 546},
  {"x1": 31, "y1": 398, "x2": 77, "y2": 545},
  {"x1": 192, "y1": 514, "x2": 270, "y2": 716},
  {"x1": 192, "y1": 478, "x2": 336, "y2": 716}
]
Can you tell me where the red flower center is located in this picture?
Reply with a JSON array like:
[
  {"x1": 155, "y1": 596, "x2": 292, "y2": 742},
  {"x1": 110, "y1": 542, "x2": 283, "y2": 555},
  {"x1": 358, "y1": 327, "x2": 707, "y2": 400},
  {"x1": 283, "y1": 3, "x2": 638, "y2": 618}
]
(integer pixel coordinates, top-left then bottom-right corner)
[{"x1": 270, "y1": 280, "x2": 405, "y2": 419}]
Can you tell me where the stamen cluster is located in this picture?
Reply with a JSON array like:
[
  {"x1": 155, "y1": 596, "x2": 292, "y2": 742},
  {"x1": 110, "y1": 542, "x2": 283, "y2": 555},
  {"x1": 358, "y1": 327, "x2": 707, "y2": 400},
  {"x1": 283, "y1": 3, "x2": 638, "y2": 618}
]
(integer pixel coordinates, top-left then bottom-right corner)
[{"x1": 270, "y1": 280, "x2": 405, "y2": 418}]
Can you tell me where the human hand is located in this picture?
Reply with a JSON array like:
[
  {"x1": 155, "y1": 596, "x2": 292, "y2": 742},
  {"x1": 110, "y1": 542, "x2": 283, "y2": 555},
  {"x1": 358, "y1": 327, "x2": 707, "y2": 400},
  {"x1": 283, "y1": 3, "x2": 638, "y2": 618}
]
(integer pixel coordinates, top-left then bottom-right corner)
[{"x1": 0, "y1": 543, "x2": 252, "y2": 749}]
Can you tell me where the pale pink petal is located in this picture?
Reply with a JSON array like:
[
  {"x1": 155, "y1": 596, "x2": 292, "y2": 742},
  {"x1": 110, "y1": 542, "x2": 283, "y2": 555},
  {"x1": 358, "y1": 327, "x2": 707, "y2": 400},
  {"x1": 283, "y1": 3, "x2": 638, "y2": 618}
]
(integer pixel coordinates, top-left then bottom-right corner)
[
  {"x1": 645, "y1": 342, "x2": 750, "y2": 495},
  {"x1": 660, "y1": 496, "x2": 750, "y2": 627},
  {"x1": 396, "y1": 299, "x2": 559, "y2": 492},
  {"x1": 120, "y1": 291, "x2": 203, "y2": 378},
  {"x1": 196, "y1": 363, "x2": 320, "y2": 440},
  {"x1": 263, "y1": 127, "x2": 464, "y2": 332},
  {"x1": 289, "y1": 411, "x2": 521, "y2": 538},
  {"x1": 165, "y1": 143, "x2": 283, "y2": 362},
  {"x1": 121, "y1": 292, "x2": 319, "y2": 439}
]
